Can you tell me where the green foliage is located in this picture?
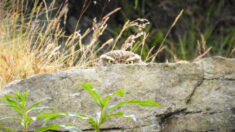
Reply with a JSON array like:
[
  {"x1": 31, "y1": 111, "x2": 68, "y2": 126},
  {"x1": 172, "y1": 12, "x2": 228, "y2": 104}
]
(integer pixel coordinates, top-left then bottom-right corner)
[
  {"x1": 0, "y1": 124, "x2": 16, "y2": 132},
  {"x1": 0, "y1": 85, "x2": 162, "y2": 132},
  {"x1": 34, "y1": 123, "x2": 82, "y2": 132},
  {"x1": 167, "y1": 0, "x2": 235, "y2": 61},
  {"x1": 78, "y1": 83, "x2": 162, "y2": 132},
  {"x1": 35, "y1": 83, "x2": 162, "y2": 132},
  {"x1": 112, "y1": 0, "x2": 235, "y2": 61},
  {"x1": 0, "y1": 91, "x2": 59, "y2": 132}
]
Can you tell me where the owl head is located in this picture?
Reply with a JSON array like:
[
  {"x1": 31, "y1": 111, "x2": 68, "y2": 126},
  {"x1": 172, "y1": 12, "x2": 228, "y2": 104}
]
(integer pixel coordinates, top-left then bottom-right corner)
[{"x1": 98, "y1": 50, "x2": 142, "y2": 66}]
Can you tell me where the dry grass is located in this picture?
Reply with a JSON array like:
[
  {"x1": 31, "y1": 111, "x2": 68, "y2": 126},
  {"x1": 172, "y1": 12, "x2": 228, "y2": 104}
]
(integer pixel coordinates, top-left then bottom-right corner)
[
  {"x1": 0, "y1": 12, "x2": 61, "y2": 89},
  {"x1": 0, "y1": 1, "x2": 149, "y2": 89},
  {"x1": 0, "y1": 1, "x2": 104, "y2": 89},
  {"x1": 0, "y1": 1, "x2": 213, "y2": 90}
]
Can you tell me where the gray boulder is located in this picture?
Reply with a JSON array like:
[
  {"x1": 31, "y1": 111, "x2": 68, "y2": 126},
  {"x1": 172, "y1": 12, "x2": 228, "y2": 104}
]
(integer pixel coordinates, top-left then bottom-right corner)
[{"x1": 0, "y1": 57, "x2": 234, "y2": 132}]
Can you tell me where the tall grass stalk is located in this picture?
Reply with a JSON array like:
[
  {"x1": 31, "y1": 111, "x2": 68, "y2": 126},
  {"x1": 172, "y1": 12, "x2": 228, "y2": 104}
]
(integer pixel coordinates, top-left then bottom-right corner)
[
  {"x1": 0, "y1": 1, "x2": 120, "y2": 90},
  {"x1": 2, "y1": 1, "x2": 230, "y2": 90},
  {"x1": 150, "y1": 9, "x2": 184, "y2": 62}
]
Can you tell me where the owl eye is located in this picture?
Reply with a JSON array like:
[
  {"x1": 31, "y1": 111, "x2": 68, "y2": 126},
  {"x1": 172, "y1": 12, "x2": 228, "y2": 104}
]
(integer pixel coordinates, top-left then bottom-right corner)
[
  {"x1": 126, "y1": 60, "x2": 134, "y2": 64},
  {"x1": 107, "y1": 59, "x2": 115, "y2": 64}
]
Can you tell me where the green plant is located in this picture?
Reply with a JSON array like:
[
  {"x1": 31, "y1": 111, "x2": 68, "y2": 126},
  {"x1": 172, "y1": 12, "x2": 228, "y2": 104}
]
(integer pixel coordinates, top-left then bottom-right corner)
[
  {"x1": 39, "y1": 83, "x2": 162, "y2": 132},
  {"x1": 0, "y1": 91, "x2": 59, "y2": 132},
  {"x1": 81, "y1": 83, "x2": 162, "y2": 132}
]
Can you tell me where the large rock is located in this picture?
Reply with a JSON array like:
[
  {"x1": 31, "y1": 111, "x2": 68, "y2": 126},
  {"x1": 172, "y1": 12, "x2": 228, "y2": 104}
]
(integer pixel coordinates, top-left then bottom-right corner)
[{"x1": 0, "y1": 57, "x2": 234, "y2": 132}]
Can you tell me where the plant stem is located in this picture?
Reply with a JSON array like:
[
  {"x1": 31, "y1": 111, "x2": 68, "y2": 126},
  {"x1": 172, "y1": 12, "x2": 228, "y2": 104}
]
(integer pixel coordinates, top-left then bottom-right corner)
[
  {"x1": 96, "y1": 106, "x2": 106, "y2": 132},
  {"x1": 23, "y1": 105, "x2": 27, "y2": 132}
]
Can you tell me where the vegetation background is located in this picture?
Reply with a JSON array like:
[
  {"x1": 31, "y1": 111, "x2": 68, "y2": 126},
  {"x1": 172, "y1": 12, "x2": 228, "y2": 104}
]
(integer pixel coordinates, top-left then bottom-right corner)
[{"x1": 0, "y1": 0, "x2": 234, "y2": 89}]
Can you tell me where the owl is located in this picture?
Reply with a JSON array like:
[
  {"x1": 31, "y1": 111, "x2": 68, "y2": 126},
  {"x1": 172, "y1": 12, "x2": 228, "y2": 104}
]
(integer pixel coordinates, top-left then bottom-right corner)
[{"x1": 98, "y1": 50, "x2": 143, "y2": 66}]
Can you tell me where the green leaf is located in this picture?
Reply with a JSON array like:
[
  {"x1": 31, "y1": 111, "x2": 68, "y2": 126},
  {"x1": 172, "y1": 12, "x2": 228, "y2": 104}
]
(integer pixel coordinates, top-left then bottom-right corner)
[
  {"x1": 35, "y1": 123, "x2": 61, "y2": 132},
  {"x1": 37, "y1": 112, "x2": 65, "y2": 119},
  {"x1": 0, "y1": 125, "x2": 16, "y2": 132},
  {"x1": 2, "y1": 95, "x2": 18, "y2": 106},
  {"x1": 123, "y1": 114, "x2": 136, "y2": 121},
  {"x1": 37, "y1": 112, "x2": 67, "y2": 118},
  {"x1": 26, "y1": 106, "x2": 57, "y2": 114},
  {"x1": 37, "y1": 112, "x2": 68, "y2": 126},
  {"x1": 0, "y1": 94, "x2": 24, "y2": 116},
  {"x1": 88, "y1": 118, "x2": 97, "y2": 130},
  {"x1": 23, "y1": 91, "x2": 29, "y2": 101},
  {"x1": 101, "y1": 112, "x2": 124, "y2": 124},
  {"x1": 14, "y1": 91, "x2": 21, "y2": 100},
  {"x1": 23, "y1": 116, "x2": 35, "y2": 125},
  {"x1": 27, "y1": 97, "x2": 49, "y2": 110},
  {"x1": 109, "y1": 100, "x2": 162, "y2": 112},
  {"x1": 102, "y1": 89, "x2": 126, "y2": 107},
  {"x1": 102, "y1": 112, "x2": 136, "y2": 124},
  {"x1": 111, "y1": 89, "x2": 126, "y2": 97},
  {"x1": 0, "y1": 104, "x2": 18, "y2": 107},
  {"x1": 79, "y1": 83, "x2": 102, "y2": 107},
  {"x1": 67, "y1": 112, "x2": 96, "y2": 130},
  {"x1": 106, "y1": 112, "x2": 124, "y2": 119},
  {"x1": 129, "y1": 100, "x2": 162, "y2": 107},
  {"x1": 69, "y1": 112, "x2": 98, "y2": 129},
  {"x1": 68, "y1": 113, "x2": 90, "y2": 120},
  {"x1": 20, "y1": 91, "x2": 29, "y2": 108},
  {"x1": 60, "y1": 124, "x2": 82, "y2": 132},
  {"x1": 0, "y1": 117, "x2": 21, "y2": 122},
  {"x1": 0, "y1": 103, "x2": 22, "y2": 116}
]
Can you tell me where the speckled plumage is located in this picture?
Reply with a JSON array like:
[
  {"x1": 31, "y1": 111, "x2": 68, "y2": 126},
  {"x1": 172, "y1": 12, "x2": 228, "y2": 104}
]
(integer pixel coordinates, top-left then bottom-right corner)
[{"x1": 98, "y1": 50, "x2": 142, "y2": 66}]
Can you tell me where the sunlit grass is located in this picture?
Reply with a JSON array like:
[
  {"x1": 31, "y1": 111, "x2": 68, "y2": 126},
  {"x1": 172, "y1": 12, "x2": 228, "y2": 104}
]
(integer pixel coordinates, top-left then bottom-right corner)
[
  {"x1": 0, "y1": 6, "x2": 193, "y2": 90},
  {"x1": 0, "y1": 1, "x2": 109, "y2": 89},
  {"x1": 0, "y1": 13, "x2": 60, "y2": 89},
  {"x1": 0, "y1": 1, "x2": 150, "y2": 89},
  {"x1": 1, "y1": 0, "x2": 234, "y2": 90}
]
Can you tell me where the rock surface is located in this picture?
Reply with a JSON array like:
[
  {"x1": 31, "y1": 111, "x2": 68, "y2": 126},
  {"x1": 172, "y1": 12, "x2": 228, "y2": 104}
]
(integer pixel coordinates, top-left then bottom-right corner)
[{"x1": 0, "y1": 57, "x2": 234, "y2": 132}]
